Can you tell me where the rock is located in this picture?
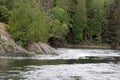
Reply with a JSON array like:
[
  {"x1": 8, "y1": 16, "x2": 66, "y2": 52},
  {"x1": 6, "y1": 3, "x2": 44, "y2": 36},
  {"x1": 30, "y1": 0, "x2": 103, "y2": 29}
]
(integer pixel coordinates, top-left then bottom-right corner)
[
  {"x1": 48, "y1": 37, "x2": 64, "y2": 47},
  {"x1": 26, "y1": 41, "x2": 59, "y2": 55},
  {"x1": 0, "y1": 22, "x2": 59, "y2": 56},
  {"x1": 0, "y1": 45, "x2": 5, "y2": 53},
  {"x1": 0, "y1": 22, "x2": 35, "y2": 56}
]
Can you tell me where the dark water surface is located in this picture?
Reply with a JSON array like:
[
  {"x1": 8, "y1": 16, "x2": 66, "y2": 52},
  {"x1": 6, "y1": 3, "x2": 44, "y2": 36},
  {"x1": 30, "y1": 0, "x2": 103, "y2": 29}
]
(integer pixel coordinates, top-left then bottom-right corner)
[{"x1": 0, "y1": 48, "x2": 120, "y2": 80}]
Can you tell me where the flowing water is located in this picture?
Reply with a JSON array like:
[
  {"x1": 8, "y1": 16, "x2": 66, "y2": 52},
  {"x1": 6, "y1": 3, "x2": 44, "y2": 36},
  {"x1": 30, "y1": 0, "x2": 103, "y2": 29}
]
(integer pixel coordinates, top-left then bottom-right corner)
[{"x1": 0, "y1": 48, "x2": 120, "y2": 80}]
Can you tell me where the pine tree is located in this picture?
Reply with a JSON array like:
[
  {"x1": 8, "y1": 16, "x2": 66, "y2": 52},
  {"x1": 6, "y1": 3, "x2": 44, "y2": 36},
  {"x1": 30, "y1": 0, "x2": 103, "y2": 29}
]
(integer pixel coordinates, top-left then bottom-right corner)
[
  {"x1": 85, "y1": 0, "x2": 106, "y2": 44},
  {"x1": 104, "y1": 0, "x2": 120, "y2": 48},
  {"x1": 0, "y1": 0, "x2": 14, "y2": 23},
  {"x1": 72, "y1": 0, "x2": 87, "y2": 43}
]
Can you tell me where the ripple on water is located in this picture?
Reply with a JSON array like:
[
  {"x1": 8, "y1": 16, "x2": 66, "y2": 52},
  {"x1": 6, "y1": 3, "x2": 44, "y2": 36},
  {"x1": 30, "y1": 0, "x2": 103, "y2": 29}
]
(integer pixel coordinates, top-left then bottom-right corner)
[
  {"x1": 21, "y1": 63, "x2": 120, "y2": 80},
  {"x1": 0, "y1": 48, "x2": 120, "y2": 60},
  {"x1": 0, "y1": 48, "x2": 120, "y2": 80}
]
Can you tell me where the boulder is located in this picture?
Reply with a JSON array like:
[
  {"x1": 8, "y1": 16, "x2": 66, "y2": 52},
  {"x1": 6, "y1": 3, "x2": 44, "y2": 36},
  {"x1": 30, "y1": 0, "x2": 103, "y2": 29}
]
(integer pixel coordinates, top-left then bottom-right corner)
[{"x1": 26, "y1": 41, "x2": 59, "y2": 55}]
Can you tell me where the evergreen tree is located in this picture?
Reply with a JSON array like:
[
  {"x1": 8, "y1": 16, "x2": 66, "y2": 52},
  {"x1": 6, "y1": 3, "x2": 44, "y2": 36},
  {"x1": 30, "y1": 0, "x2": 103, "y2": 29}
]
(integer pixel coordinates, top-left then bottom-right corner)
[
  {"x1": 1, "y1": 0, "x2": 119, "y2": 47},
  {"x1": 103, "y1": 0, "x2": 120, "y2": 48},
  {"x1": 72, "y1": 0, "x2": 87, "y2": 43},
  {"x1": 0, "y1": 0, "x2": 14, "y2": 23},
  {"x1": 86, "y1": 0, "x2": 106, "y2": 44}
]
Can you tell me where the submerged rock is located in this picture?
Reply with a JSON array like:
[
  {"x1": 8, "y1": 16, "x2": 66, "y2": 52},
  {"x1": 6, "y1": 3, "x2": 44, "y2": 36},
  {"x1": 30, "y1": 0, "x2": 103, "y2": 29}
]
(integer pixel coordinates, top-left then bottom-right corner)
[
  {"x1": 0, "y1": 22, "x2": 34, "y2": 56},
  {"x1": 26, "y1": 41, "x2": 59, "y2": 55}
]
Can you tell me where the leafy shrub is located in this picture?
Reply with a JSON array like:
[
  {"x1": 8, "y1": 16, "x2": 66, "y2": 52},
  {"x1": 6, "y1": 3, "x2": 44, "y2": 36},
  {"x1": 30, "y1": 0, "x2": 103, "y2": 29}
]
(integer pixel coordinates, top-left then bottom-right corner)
[
  {"x1": 8, "y1": 0, "x2": 50, "y2": 47},
  {"x1": 48, "y1": 6, "x2": 69, "y2": 39}
]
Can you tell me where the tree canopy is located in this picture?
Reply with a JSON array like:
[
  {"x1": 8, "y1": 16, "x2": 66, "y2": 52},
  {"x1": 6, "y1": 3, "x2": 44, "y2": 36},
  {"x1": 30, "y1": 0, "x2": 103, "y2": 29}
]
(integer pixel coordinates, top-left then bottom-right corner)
[{"x1": 0, "y1": 0, "x2": 119, "y2": 48}]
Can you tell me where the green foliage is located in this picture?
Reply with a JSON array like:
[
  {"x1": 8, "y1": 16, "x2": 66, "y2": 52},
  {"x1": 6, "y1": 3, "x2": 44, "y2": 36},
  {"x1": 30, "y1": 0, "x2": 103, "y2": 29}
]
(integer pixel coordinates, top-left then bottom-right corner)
[
  {"x1": 55, "y1": 0, "x2": 69, "y2": 11},
  {"x1": 0, "y1": 1, "x2": 8, "y2": 23},
  {"x1": 35, "y1": 50, "x2": 41, "y2": 54},
  {"x1": 103, "y1": 0, "x2": 120, "y2": 47},
  {"x1": 1, "y1": 43, "x2": 7, "y2": 49},
  {"x1": 49, "y1": 19, "x2": 68, "y2": 38},
  {"x1": 48, "y1": 6, "x2": 69, "y2": 23},
  {"x1": 86, "y1": 0, "x2": 106, "y2": 43},
  {"x1": 8, "y1": 0, "x2": 50, "y2": 47},
  {"x1": 8, "y1": 44, "x2": 14, "y2": 49},
  {"x1": 72, "y1": 0, "x2": 87, "y2": 43},
  {"x1": 0, "y1": 0, "x2": 14, "y2": 23},
  {"x1": 48, "y1": 6, "x2": 69, "y2": 39},
  {"x1": 1, "y1": 42, "x2": 14, "y2": 49},
  {"x1": 0, "y1": 6, "x2": 8, "y2": 22},
  {"x1": 0, "y1": 0, "x2": 118, "y2": 47}
]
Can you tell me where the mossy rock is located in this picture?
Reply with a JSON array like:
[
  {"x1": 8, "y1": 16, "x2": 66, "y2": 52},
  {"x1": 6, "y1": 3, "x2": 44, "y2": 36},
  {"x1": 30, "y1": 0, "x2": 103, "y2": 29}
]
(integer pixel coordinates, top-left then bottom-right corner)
[{"x1": 35, "y1": 50, "x2": 41, "y2": 54}]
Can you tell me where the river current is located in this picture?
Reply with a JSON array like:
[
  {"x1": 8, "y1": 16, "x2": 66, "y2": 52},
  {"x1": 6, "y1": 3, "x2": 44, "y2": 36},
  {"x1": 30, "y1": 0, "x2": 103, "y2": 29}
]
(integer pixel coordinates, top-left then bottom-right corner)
[{"x1": 0, "y1": 48, "x2": 120, "y2": 80}]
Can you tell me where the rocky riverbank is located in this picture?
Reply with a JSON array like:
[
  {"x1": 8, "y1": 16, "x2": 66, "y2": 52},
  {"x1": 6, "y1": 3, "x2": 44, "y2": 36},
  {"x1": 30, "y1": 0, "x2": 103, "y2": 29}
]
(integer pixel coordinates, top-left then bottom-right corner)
[
  {"x1": 26, "y1": 41, "x2": 59, "y2": 55},
  {"x1": 0, "y1": 22, "x2": 119, "y2": 57},
  {"x1": 0, "y1": 22, "x2": 59, "y2": 56},
  {"x1": 0, "y1": 22, "x2": 34, "y2": 56}
]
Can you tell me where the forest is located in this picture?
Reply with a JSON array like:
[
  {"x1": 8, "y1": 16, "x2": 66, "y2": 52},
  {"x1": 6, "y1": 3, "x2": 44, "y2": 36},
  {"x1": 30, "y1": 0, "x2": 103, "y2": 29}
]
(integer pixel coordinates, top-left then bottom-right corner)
[{"x1": 0, "y1": 0, "x2": 120, "y2": 48}]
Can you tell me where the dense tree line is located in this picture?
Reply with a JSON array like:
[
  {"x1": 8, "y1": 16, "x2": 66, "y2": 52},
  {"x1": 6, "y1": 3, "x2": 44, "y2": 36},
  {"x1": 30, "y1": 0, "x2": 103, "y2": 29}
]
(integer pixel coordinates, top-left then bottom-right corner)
[
  {"x1": 103, "y1": 0, "x2": 120, "y2": 48},
  {"x1": 0, "y1": 0, "x2": 119, "y2": 48}
]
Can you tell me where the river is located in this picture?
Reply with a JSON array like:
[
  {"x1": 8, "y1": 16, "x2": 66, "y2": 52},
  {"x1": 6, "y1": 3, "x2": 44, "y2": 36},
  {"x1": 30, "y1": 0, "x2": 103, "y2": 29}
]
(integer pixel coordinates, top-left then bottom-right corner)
[{"x1": 0, "y1": 48, "x2": 120, "y2": 80}]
